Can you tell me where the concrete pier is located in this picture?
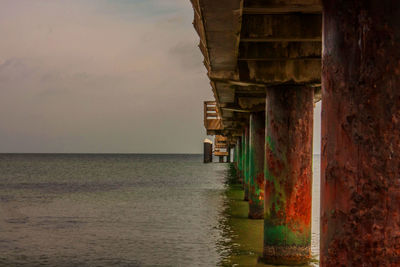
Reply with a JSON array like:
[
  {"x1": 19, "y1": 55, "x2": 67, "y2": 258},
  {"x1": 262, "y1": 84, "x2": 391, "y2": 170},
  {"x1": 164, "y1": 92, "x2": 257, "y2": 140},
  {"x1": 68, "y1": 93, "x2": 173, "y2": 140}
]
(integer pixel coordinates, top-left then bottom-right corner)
[
  {"x1": 321, "y1": 1, "x2": 400, "y2": 266},
  {"x1": 248, "y1": 112, "x2": 265, "y2": 219},
  {"x1": 193, "y1": 0, "x2": 399, "y2": 265}
]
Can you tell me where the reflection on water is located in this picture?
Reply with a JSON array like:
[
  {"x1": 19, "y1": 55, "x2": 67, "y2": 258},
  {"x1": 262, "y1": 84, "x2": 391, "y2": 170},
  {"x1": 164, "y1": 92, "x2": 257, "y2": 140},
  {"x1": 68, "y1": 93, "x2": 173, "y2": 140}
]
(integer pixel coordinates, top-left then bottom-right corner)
[
  {"x1": 0, "y1": 154, "x2": 320, "y2": 266},
  {"x1": 217, "y1": 156, "x2": 320, "y2": 266}
]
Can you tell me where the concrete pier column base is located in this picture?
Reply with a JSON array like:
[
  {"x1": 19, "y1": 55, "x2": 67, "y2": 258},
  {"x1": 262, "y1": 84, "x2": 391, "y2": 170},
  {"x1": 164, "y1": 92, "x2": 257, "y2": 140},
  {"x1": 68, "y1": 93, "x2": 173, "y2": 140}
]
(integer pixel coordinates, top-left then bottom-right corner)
[
  {"x1": 263, "y1": 86, "x2": 313, "y2": 265},
  {"x1": 248, "y1": 112, "x2": 265, "y2": 219},
  {"x1": 321, "y1": 1, "x2": 400, "y2": 266}
]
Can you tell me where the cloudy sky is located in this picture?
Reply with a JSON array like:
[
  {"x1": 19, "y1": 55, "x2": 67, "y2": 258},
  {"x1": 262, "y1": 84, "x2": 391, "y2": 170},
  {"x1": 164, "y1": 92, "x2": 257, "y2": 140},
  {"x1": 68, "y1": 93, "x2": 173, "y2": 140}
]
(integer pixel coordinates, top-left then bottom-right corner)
[{"x1": 0, "y1": 0, "x2": 321, "y2": 153}]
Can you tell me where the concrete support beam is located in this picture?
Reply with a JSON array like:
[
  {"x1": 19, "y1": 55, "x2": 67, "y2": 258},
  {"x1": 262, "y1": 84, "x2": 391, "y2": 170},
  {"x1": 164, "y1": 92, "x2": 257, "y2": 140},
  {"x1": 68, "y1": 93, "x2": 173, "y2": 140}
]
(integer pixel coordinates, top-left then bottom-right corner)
[
  {"x1": 233, "y1": 145, "x2": 236, "y2": 165},
  {"x1": 241, "y1": 14, "x2": 322, "y2": 42},
  {"x1": 243, "y1": 127, "x2": 250, "y2": 201},
  {"x1": 227, "y1": 145, "x2": 231, "y2": 163},
  {"x1": 263, "y1": 86, "x2": 313, "y2": 264},
  {"x1": 321, "y1": 1, "x2": 400, "y2": 266},
  {"x1": 239, "y1": 42, "x2": 321, "y2": 61},
  {"x1": 203, "y1": 140, "x2": 213, "y2": 163},
  {"x1": 244, "y1": 0, "x2": 321, "y2": 8},
  {"x1": 237, "y1": 136, "x2": 243, "y2": 183},
  {"x1": 238, "y1": 59, "x2": 321, "y2": 84},
  {"x1": 248, "y1": 112, "x2": 265, "y2": 219},
  {"x1": 242, "y1": 6, "x2": 321, "y2": 15}
]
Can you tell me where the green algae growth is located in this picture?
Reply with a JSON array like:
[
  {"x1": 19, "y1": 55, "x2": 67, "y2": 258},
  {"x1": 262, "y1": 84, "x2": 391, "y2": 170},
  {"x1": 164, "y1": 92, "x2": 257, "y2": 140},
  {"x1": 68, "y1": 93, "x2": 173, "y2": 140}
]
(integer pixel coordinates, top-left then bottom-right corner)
[{"x1": 220, "y1": 164, "x2": 318, "y2": 267}]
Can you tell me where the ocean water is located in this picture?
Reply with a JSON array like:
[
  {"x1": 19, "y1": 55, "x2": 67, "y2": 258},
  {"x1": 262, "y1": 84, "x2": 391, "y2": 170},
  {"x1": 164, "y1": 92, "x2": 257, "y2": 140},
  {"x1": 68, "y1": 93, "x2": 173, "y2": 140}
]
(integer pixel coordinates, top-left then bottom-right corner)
[{"x1": 0, "y1": 154, "x2": 320, "y2": 266}]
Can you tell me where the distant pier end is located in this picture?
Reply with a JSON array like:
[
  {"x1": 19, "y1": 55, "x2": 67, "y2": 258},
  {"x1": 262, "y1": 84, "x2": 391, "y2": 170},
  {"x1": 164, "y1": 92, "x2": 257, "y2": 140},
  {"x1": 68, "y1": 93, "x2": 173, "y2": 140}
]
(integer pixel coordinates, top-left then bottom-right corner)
[{"x1": 203, "y1": 139, "x2": 212, "y2": 163}]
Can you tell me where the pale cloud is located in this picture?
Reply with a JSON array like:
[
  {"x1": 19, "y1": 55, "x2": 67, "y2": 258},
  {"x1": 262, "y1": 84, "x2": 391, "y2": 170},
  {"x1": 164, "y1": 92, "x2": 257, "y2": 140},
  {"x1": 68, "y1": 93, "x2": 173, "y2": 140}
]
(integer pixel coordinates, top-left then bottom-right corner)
[{"x1": 0, "y1": 0, "x2": 212, "y2": 153}]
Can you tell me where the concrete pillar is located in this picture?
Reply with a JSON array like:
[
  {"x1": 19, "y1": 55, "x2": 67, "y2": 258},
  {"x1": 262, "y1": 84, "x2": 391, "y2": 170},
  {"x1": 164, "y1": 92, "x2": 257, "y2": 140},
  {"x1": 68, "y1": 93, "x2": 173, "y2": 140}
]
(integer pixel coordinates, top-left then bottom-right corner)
[
  {"x1": 233, "y1": 145, "x2": 236, "y2": 164},
  {"x1": 241, "y1": 132, "x2": 246, "y2": 183},
  {"x1": 263, "y1": 86, "x2": 313, "y2": 265},
  {"x1": 248, "y1": 112, "x2": 265, "y2": 219},
  {"x1": 237, "y1": 137, "x2": 243, "y2": 182},
  {"x1": 321, "y1": 1, "x2": 400, "y2": 266},
  {"x1": 203, "y1": 139, "x2": 213, "y2": 163},
  {"x1": 227, "y1": 145, "x2": 231, "y2": 163},
  {"x1": 243, "y1": 126, "x2": 250, "y2": 201}
]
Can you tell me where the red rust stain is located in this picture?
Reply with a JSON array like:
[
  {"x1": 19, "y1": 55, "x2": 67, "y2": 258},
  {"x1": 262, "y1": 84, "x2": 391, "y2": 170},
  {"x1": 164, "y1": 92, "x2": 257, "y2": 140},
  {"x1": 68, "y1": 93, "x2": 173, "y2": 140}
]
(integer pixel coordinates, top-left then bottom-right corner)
[
  {"x1": 265, "y1": 147, "x2": 284, "y2": 178},
  {"x1": 321, "y1": 1, "x2": 400, "y2": 266},
  {"x1": 264, "y1": 180, "x2": 273, "y2": 203},
  {"x1": 286, "y1": 170, "x2": 311, "y2": 229},
  {"x1": 256, "y1": 173, "x2": 264, "y2": 189}
]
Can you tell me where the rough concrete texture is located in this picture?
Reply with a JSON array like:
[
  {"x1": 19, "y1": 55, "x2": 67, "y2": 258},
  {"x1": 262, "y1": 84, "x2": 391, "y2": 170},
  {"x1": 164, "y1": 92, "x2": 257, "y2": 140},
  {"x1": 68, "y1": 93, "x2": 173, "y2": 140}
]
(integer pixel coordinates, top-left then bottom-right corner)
[
  {"x1": 321, "y1": 1, "x2": 400, "y2": 266},
  {"x1": 264, "y1": 86, "x2": 314, "y2": 265},
  {"x1": 244, "y1": 127, "x2": 250, "y2": 201},
  {"x1": 248, "y1": 112, "x2": 265, "y2": 219}
]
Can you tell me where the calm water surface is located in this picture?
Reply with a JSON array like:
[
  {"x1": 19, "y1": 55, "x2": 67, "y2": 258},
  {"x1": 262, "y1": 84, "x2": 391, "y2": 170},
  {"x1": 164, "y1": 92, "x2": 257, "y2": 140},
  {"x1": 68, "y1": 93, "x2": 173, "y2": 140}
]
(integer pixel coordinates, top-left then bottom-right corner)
[{"x1": 0, "y1": 154, "x2": 320, "y2": 266}]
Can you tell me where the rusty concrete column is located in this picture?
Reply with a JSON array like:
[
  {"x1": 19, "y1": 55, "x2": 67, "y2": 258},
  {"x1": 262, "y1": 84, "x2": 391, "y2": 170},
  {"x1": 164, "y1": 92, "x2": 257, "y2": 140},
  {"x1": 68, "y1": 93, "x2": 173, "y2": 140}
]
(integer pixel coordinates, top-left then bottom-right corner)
[
  {"x1": 263, "y1": 86, "x2": 313, "y2": 265},
  {"x1": 321, "y1": 1, "x2": 400, "y2": 266},
  {"x1": 237, "y1": 137, "x2": 243, "y2": 182},
  {"x1": 243, "y1": 126, "x2": 250, "y2": 201},
  {"x1": 227, "y1": 145, "x2": 231, "y2": 163},
  {"x1": 248, "y1": 112, "x2": 265, "y2": 219},
  {"x1": 233, "y1": 144, "x2": 236, "y2": 164},
  {"x1": 203, "y1": 139, "x2": 212, "y2": 163}
]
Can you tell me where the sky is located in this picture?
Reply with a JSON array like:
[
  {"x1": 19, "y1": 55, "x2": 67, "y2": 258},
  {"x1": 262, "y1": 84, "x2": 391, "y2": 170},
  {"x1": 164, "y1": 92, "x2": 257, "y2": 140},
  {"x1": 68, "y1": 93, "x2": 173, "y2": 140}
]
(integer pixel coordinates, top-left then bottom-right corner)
[{"x1": 0, "y1": 0, "x2": 321, "y2": 154}]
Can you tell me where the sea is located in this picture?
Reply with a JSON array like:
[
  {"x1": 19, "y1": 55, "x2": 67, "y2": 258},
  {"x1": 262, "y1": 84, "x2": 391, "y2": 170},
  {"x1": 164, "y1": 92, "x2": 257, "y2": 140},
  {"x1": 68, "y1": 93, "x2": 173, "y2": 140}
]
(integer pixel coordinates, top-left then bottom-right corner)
[{"x1": 0, "y1": 154, "x2": 320, "y2": 266}]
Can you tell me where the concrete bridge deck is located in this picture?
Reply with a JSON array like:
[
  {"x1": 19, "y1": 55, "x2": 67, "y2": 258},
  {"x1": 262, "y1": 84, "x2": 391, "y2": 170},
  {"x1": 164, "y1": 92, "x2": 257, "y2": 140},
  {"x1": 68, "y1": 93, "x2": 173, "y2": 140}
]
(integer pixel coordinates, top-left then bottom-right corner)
[{"x1": 192, "y1": 0, "x2": 400, "y2": 266}]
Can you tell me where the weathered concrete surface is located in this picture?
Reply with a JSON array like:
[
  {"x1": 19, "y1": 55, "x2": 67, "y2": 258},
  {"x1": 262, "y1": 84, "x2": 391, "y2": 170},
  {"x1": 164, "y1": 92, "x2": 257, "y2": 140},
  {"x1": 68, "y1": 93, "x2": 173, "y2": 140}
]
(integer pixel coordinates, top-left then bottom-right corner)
[
  {"x1": 321, "y1": 1, "x2": 400, "y2": 266},
  {"x1": 241, "y1": 133, "x2": 246, "y2": 185},
  {"x1": 237, "y1": 136, "x2": 243, "y2": 182},
  {"x1": 264, "y1": 86, "x2": 314, "y2": 265},
  {"x1": 191, "y1": 0, "x2": 241, "y2": 73},
  {"x1": 203, "y1": 140, "x2": 212, "y2": 163},
  {"x1": 248, "y1": 112, "x2": 265, "y2": 219},
  {"x1": 244, "y1": 126, "x2": 250, "y2": 201}
]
